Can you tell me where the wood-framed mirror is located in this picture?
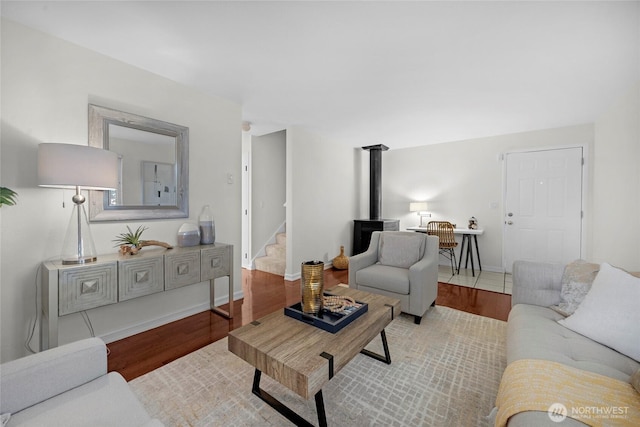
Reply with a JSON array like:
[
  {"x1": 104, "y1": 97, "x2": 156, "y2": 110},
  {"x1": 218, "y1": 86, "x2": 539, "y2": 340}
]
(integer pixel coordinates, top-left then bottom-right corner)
[{"x1": 88, "y1": 104, "x2": 189, "y2": 221}]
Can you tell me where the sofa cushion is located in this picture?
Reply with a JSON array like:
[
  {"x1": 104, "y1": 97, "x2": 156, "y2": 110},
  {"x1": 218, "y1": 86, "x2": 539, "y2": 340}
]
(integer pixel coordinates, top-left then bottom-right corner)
[
  {"x1": 508, "y1": 304, "x2": 639, "y2": 382},
  {"x1": 7, "y1": 372, "x2": 154, "y2": 427},
  {"x1": 632, "y1": 368, "x2": 640, "y2": 394},
  {"x1": 550, "y1": 259, "x2": 599, "y2": 317},
  {"x1": 355, "y1": 264, "x2": 410, "y2": 294},
  {"x1": 378, "y1": 232, "x2": 424, "y2": 269},
  {"x1": 559, "y1": 262, "x2": 640, "y2": 362}
]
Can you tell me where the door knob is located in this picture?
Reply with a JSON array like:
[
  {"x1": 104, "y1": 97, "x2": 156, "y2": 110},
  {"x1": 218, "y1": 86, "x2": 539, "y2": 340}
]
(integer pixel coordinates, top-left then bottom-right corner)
[
  {"x1": 507, "y1": 221, "x2": 513, "y2": 225},
  {"x1": 507, "y1": 212, "x2": 513, "y2": 217}
]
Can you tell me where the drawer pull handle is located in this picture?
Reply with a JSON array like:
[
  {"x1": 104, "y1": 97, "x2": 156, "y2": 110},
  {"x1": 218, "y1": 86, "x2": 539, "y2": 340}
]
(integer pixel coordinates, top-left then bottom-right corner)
[
  {"x1": 135, "y1": 271, "x2": 149, "y2": 283},
  {"x1": 81, "y1": 280, "x2": 98, "y2": 294},
  {"x1": 177, "y1": 263, "x2": 189, "y2": 275},
  {"x1": 211, "y1": 258, "x2": 221, "y2": 268}
]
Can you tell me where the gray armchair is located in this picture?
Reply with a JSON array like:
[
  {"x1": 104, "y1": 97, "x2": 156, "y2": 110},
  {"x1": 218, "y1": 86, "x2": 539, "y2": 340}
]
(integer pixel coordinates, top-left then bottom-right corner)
[{"x1": 349, "y1": 231, "x2": 439, "y2": 324}]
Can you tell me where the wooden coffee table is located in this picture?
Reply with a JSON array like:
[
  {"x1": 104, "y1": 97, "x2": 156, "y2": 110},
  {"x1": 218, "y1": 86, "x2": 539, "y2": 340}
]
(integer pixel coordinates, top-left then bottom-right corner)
[{"x1": 228, "y1": 286, "x2": 401, "y2": 427}]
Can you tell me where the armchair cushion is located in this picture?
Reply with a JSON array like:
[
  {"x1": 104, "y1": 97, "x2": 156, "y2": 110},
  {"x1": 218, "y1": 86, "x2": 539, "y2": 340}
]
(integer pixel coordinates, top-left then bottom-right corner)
[
  {"x1": 355, "y1": 264, "x2": 410, "y2": 294},
  {"x1": 378, "y1": 232, "x2": 425, "y2": 268}
]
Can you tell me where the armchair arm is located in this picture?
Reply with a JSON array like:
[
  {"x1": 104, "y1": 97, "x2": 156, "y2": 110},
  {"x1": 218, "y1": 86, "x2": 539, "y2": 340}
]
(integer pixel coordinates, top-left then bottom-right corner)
[
  {"x1": 408, "y1": 235, "x2": 439, "y2": 315},
  {"x1": 348, "y1": 232, "x2": 381, "y2": 289},
  {"x1": 511, "y1": 260, "x2": 565, "y2": 308},
  {"x1": 0, "y1": 337, "x2": 107, "y2": 415}
]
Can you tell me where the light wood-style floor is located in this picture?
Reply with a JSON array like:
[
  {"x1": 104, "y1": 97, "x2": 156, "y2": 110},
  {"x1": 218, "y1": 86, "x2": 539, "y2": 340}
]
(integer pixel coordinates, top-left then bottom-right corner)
[{"x1": 107, "y1": 268, "x2": 511, "y2": 381}]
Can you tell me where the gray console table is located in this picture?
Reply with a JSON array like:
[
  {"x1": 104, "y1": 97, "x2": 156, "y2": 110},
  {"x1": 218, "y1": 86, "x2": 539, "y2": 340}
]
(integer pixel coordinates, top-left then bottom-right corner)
[{"x1": 41, "y1": 243, "x2": 233, "y2": 350}]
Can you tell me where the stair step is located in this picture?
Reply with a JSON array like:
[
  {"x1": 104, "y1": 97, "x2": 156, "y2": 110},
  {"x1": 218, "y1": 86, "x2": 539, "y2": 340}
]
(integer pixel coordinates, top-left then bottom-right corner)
[
  {"x1": 255, "y1": 231, "x2": 286, "y2": 276},
  {"x1": 254, "y1": 256, "x2": 286, "y2": 276},
  {"x1": 265, "y1": 243, "x2": 286, "y2": 258}
]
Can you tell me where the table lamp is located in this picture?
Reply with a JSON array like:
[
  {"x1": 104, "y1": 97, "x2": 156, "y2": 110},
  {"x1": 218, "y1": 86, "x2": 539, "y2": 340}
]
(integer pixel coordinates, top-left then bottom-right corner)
[
  {"x1": 409, "y1": 202, "x2": 431, "y2": 227},
  {"x1": 38, "y1": 143, "x2": 119, "y2": 264}
]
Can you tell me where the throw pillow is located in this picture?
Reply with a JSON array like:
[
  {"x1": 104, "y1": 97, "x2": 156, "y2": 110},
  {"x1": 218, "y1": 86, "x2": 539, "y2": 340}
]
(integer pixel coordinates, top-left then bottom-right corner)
[
  {"x1": 559, "y1": 263, "x2": 640, "y2": 362},
  {"x1": 550, "y1": 259, "x2": 600, "y2": 316},
  {"x1": 631, "y1": 368, "x2": 640, "y2": 394},
  {"x1": 378, "y1": 233, "x2": 424, "y2": 269}
]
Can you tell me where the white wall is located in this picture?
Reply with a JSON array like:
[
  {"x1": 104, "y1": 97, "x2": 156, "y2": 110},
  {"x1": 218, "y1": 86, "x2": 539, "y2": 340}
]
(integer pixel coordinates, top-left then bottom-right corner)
[
  {"x1": 251, "y1": 131, "x2": 286, "y2": 259},
  {"x1": 591, "y1": 83, "x2": 640, "y2": 270},
  {"x1": 0, "y1": 20, "x2": 242, "y2": 362},
  {"x1": 383, "y1": 124, "x2": 594, "y2": 272},
  {"x1": 285, "y1": 127, "x2": 360, "y2": 279}
]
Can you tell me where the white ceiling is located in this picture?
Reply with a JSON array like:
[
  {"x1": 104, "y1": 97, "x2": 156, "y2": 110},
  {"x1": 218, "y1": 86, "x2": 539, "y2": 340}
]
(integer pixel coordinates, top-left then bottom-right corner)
[{"x1": 2, "y1": 1, "x2": 639, "y2": 149}]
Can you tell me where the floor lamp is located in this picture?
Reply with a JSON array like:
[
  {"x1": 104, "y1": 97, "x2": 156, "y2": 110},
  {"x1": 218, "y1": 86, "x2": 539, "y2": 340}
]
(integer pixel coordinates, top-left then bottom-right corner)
[{"x1": 38, "y1": 143, "x2": 119, "y2": 264}]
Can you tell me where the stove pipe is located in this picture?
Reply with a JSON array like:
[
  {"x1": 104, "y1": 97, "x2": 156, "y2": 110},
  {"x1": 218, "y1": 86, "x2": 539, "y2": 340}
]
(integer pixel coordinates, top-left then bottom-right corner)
[{"x1": 362, "y1": 144, "x2": 389, "y2": 220}]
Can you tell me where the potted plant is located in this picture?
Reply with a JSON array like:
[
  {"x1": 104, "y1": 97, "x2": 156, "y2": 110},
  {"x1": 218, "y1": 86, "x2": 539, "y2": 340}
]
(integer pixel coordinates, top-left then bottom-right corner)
[
  {"x1": 113, "y1": 225, "x2": 173, "y2": 255},
  {"x1": 0, "y1": 187, "x2": 18, "y2": 207}
]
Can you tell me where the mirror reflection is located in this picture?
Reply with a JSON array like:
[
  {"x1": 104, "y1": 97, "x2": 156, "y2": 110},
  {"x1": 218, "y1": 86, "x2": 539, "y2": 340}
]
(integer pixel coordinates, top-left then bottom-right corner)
[
  {"x1": 107, "y1": 125, "x2": 177, "y2": 206},
  {"x1": 88, "y1": 104, "x2": 189, "y2": 222}
]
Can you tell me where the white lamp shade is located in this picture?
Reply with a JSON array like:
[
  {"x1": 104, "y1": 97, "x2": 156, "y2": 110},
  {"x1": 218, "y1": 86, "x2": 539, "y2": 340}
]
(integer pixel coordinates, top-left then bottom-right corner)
[
  {"x1": 38, "y1": 143, "x2": 119, "y2": 190},
  {"x1": 409, "y1": 202, "x2": 428, "y2": 212}
]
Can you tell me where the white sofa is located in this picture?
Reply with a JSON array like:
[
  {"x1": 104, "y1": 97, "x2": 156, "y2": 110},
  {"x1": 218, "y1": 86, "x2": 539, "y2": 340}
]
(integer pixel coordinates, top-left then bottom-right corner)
[
  {"x1": 0, "y1": 338, "x2": 162, "y2": 427},
  {"x1": 500, "y1": 260, "x2": 640, "y2": 426}
]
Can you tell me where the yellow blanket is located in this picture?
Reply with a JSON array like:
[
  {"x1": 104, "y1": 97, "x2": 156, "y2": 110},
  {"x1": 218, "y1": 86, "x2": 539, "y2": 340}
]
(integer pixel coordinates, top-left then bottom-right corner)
[{"x1": 495, "y1": 359, "x2": 640, "y2": 427}]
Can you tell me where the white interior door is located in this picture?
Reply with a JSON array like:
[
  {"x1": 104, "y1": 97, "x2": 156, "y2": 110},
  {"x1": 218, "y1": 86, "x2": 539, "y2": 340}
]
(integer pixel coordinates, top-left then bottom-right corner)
[{"x1": 503, "y1": 147, "x2": 583, "y2": 273}]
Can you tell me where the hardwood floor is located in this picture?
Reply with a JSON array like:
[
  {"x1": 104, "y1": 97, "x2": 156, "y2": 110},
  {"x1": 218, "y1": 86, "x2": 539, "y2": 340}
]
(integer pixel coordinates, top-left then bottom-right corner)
[{"x1": 107, "y1": 268, "x2": 511, "y2": 381}]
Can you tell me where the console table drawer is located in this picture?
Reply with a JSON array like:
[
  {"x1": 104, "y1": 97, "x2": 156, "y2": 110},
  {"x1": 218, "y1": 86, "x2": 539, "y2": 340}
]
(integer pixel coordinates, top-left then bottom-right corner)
[
  {"x1": 118, "y1": 256, "x2": 164, "y2": 302},
  {"x1": 165, "y1": 251, "x2": 201, "y2": 290},
  {"x1": 201, "y1": 246, "x2": 231, "y2": 280},
  {"x1": 59, "y1": 263, "x2": 117, "y2": 315}
]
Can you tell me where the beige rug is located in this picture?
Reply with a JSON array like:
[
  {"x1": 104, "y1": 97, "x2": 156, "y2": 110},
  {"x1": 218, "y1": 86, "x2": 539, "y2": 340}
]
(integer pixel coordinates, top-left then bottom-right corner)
[{"x1": 130, "y1": 306, "x2": 507, "y2": 426}]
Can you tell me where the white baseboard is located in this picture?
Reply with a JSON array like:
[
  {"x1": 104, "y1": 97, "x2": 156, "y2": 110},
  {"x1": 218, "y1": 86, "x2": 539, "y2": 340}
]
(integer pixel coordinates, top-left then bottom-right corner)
[
  {"x1": 100, "y1": 289, "x2": 245, "y2": 344},
  {"x1": 438, "y1": 261, "x2": 504, "y2": 274},
  {"x1": 284, "y1": 272, "x2": 299, "y2": 281}
]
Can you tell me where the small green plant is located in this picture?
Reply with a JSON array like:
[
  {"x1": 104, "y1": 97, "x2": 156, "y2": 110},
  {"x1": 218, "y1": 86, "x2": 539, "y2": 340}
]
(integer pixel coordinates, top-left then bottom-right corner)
[
  {"x1": 113, "y1": 225, "x2": 148, "y2": 248},
  {"x1": 0, "y1": 187, "x2": 18, "y2": 207}
]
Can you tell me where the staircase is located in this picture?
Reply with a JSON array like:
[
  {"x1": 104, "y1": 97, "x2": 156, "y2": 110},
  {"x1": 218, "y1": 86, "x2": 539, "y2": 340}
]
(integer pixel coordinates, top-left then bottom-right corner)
[{"x1": 254, "y1": 232, "x2": 286, "y2": 276}]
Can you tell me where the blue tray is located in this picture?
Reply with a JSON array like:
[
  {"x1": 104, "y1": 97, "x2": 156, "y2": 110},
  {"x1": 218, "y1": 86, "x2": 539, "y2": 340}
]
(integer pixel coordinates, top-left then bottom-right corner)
[{"x1": 284, "y1": 293, "x2": 368, "y2": 333}]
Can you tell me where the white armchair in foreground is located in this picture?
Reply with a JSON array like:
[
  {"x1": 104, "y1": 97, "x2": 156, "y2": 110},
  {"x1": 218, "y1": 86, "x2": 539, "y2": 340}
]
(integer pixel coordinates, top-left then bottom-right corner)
[{"x1": 0, "y1": 338, "x2": 162, "y2": 427}]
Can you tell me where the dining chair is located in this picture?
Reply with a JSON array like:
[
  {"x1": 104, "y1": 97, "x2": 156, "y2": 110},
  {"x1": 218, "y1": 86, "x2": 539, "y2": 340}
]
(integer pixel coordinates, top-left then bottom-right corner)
[{"x1": 426, "y1": 221, "x2": 458, "y2": 275}]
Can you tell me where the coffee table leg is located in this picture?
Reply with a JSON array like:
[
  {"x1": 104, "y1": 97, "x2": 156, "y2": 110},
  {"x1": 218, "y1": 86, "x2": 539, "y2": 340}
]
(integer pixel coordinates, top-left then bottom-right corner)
[
  {"x1": 315, "y1": 391, "x2": 328, "y2": 427},
  {"x1": 360, "y1": 329, "x2": 391, "y2": 364},
  {"x1": 252, "y1": 369, "x2": 327, "y2": 427}
]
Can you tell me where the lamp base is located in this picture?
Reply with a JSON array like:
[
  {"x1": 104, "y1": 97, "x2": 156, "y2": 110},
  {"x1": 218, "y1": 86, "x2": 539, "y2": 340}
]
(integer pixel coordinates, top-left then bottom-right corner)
[
  {"x1": 419, "y1": 214, "x2": 432, "y2": 227},
  {"x1": 61, "y1": 196, "x2": 99, "y2": 265}
]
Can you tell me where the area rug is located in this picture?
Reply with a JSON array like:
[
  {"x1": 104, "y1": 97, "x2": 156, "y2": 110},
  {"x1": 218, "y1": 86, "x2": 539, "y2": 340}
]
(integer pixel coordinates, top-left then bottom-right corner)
[{"x1": 129, "y1": 306, "x2": 507, "y2": 426}]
